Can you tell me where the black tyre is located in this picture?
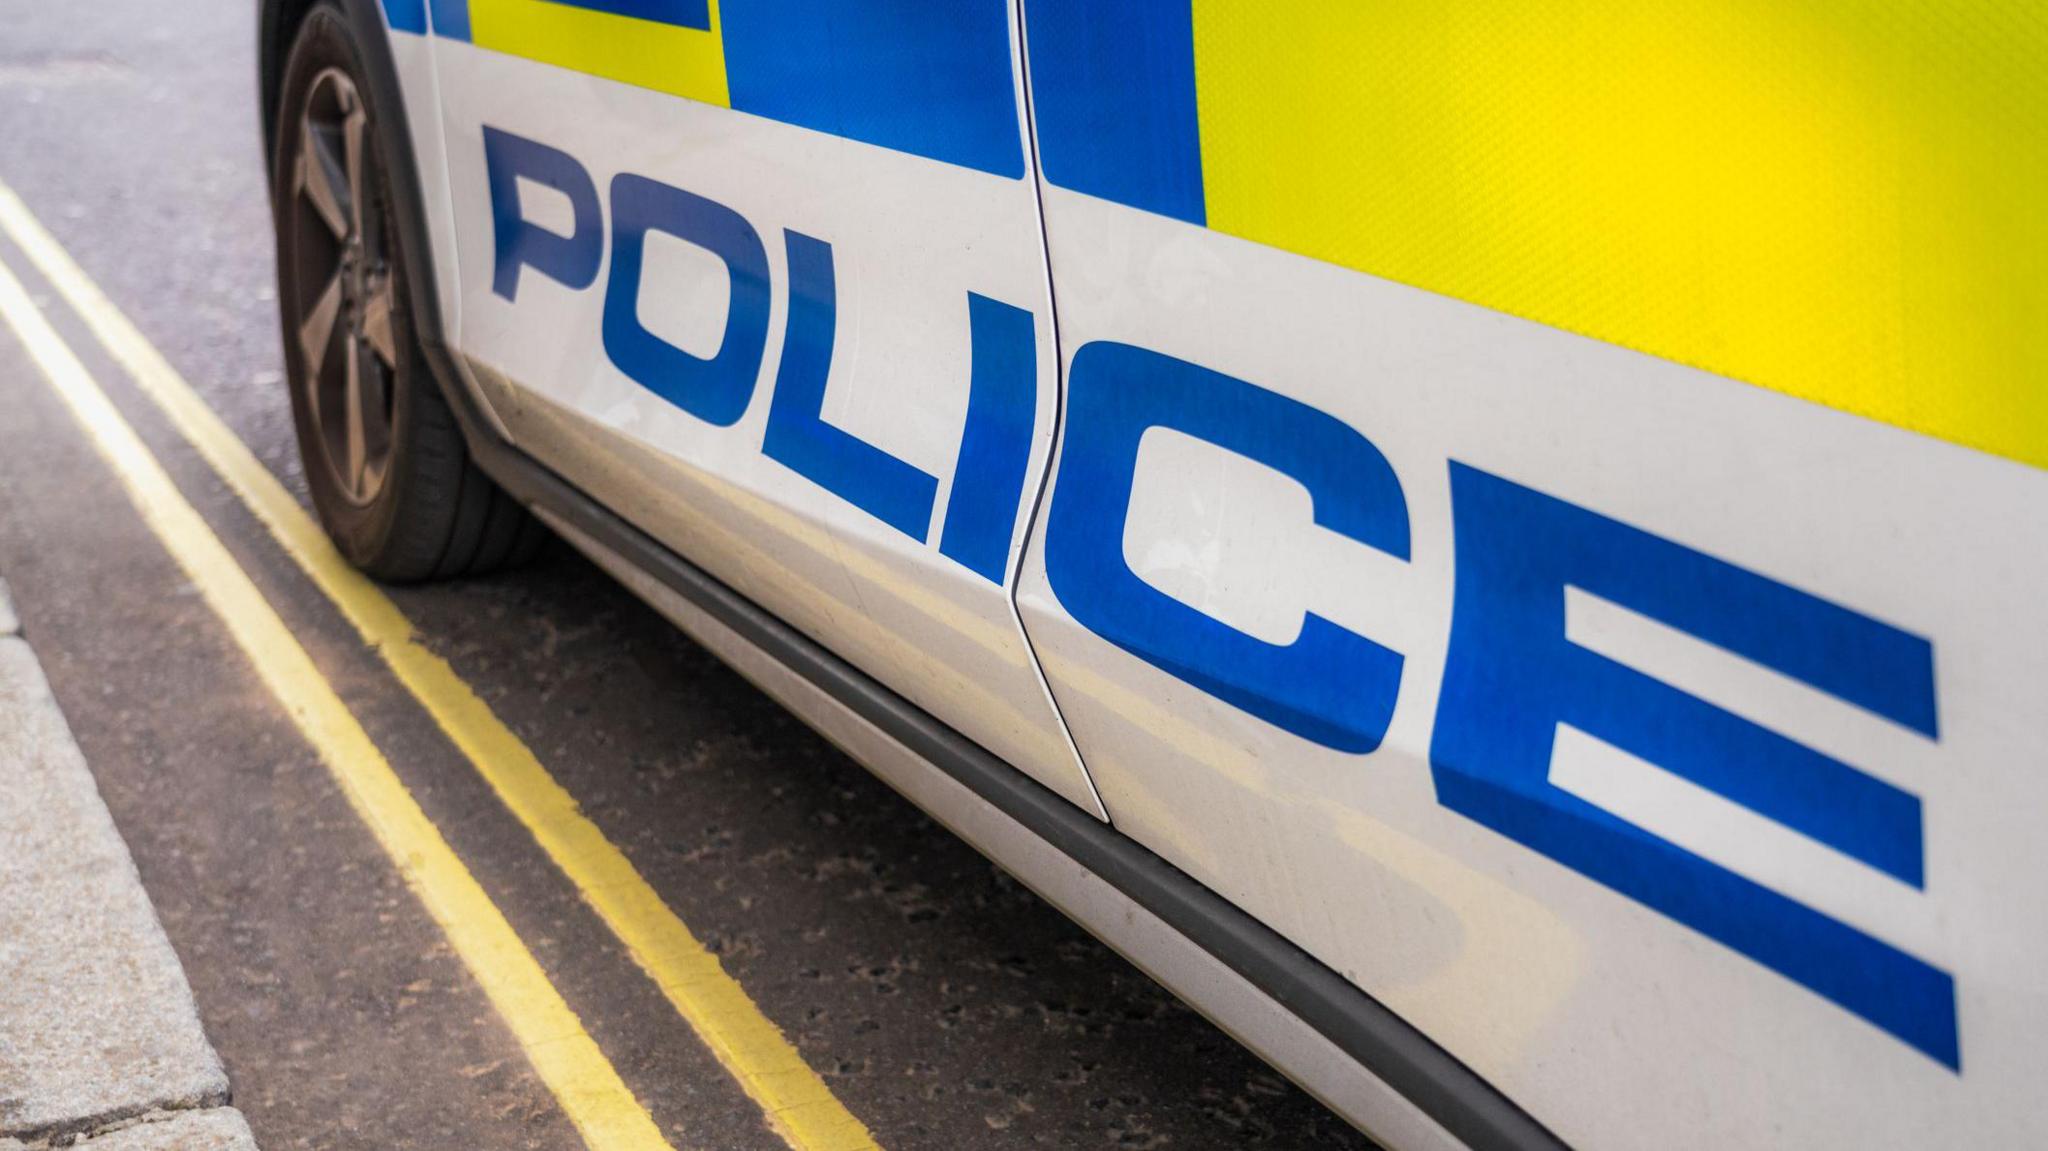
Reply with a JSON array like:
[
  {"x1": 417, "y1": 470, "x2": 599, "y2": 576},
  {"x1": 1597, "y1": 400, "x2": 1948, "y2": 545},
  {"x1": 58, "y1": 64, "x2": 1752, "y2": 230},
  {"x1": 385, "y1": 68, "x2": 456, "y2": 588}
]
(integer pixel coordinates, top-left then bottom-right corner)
[{"x1": 271, "y1": 4, "x2": 545, "y2": 581}]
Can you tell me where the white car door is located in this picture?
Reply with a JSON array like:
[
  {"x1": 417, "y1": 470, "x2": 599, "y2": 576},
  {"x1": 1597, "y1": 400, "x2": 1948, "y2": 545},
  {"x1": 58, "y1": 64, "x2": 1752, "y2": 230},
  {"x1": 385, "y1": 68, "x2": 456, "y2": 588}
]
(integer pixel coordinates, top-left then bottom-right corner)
[
  {"x1": 1012, "y1": 4, "x2": 2048, "y2": 1150},
  {"x1": 413, "y1": 0, "x2": 1100, "y2": 813}
]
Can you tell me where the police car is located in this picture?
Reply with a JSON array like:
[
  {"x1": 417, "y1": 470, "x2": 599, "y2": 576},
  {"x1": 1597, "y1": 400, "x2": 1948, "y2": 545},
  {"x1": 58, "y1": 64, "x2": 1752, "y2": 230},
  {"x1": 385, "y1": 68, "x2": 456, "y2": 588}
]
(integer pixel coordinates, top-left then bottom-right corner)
[{"x1": 256, "y1": 2, "x2": 2048, "y2": 1147}]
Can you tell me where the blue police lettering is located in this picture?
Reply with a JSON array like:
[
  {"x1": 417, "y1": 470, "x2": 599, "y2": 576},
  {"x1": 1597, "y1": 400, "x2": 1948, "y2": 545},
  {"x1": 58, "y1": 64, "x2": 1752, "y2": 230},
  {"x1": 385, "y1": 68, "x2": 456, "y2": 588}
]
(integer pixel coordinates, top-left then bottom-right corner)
[
  {"x1": 935, "y1": 294, "x2": 1036, "y2": 583},
  {"x1": 1043, "y1": 342, "x2": 1410, "y2": 754},
  {"x1": 483, "y1": 126, "x2": 603, "y2": 301},
  {"x1": 762, "y1": 230, "x2": 938, "y2": 540},
  {"x1": 758, "y1": 230, "x2": 1039, "y2": 576},
  {"x1": 486, "y1": 126, "x2": 1038, "y2": 579},
  {"x1": 602, "y1": 173, "x2": 771, "y2": 428},
  {"x1": 1429, "y1": 463, "x2": 1954, "y2": 1067},
  {"x1": 480, "y1": 126, "x2": 1958, "y2": 1067}
]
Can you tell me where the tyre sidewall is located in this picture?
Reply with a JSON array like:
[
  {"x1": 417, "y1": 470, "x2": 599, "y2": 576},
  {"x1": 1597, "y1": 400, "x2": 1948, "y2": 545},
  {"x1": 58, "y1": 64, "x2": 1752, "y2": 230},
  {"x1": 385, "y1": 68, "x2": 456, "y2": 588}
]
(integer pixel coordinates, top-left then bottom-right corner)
[{"x1": 271, "y1": 5, "x2": 447, "y2": 578}]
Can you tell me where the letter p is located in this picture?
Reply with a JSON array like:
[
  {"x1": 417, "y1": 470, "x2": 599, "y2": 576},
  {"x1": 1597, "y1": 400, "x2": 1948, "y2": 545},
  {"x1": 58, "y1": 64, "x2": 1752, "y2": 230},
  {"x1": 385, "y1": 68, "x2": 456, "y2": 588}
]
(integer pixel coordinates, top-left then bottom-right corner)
[{"x1": 482, "y1": 126, "x2": 603, "y2": 302}]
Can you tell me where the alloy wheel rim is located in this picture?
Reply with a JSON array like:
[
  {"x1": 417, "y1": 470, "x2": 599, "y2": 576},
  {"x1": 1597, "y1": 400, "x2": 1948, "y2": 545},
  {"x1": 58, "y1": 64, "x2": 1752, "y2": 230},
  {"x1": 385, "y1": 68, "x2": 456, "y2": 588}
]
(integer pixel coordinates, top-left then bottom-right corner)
[{"x1": 291, "y1": 67, "x2": 396, "y2": 507}]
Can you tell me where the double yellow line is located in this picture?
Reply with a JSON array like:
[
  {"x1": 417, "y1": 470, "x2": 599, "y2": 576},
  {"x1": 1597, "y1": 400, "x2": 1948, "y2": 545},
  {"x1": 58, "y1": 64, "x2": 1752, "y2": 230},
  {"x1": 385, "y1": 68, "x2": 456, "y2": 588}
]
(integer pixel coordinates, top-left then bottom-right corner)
[{"x1": 0, "y1": 182, "x2": 878, "y2": 1151}]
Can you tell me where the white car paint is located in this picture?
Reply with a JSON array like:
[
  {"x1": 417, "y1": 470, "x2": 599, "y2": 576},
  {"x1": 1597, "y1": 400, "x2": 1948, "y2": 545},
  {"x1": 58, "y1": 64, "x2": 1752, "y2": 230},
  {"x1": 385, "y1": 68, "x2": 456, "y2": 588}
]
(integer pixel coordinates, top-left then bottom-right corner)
[
  {"x1": 423, "y1": 36, "x2": 1103, "y2": 818},
  {"x1": 369, "y1": 5, "x2": 2048, "y2": 1147}
]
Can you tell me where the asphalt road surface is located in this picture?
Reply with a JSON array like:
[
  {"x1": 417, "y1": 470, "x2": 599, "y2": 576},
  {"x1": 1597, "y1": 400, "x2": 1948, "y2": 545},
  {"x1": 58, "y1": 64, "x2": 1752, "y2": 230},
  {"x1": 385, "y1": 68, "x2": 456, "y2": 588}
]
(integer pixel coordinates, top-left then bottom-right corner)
[{"x1": 0, "y1": 4, "x2": 1378, "y2": 1149}]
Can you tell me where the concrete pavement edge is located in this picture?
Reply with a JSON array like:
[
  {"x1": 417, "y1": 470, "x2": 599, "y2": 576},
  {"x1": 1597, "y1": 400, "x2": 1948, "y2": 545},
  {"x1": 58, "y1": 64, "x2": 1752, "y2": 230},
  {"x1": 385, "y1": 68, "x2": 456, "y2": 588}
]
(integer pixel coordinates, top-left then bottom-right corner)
[{"x1": 0, "y1": 577, "x2": 257, "y2": 1149}]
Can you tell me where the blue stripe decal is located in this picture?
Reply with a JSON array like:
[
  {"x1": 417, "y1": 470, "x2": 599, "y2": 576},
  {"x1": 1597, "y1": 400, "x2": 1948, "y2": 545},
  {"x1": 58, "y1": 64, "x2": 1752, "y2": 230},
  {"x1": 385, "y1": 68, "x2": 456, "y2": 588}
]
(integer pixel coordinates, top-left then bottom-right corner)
[
  {"x1": 428, "y1": 0, "x2": 472, "y2": 40},
  {"x1": 722, "y1": 1, "x2": 1025, "y2": 179},
  {"x1": 381, "y1": 0, "x2": 430, "y2": 34},
  {"x1": 1021, "y1": 0, "x2": 1204, "y2": 224},
  {"x1": 539, "y1": 0, "x2": 710, "y2": 30}
]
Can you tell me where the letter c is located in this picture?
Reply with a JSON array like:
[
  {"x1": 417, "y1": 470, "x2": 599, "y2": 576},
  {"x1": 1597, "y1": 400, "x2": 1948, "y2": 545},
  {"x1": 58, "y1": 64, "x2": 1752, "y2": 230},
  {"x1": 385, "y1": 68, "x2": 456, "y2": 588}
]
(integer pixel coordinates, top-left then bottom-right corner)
[{"x1": 1044, "y1": 342, "x2": 1409, "y2": 753}]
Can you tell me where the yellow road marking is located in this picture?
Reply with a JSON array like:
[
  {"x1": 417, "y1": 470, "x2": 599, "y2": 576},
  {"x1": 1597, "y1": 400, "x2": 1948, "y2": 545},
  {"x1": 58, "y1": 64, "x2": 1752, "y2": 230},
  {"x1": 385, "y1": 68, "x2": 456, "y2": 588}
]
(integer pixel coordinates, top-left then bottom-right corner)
[
  {"x1": 0, "y1": 184, "x2": 881, "y2": 1151},
  {"x1": 0, "y1": 245, "x2": 672, "y2": 1151}
]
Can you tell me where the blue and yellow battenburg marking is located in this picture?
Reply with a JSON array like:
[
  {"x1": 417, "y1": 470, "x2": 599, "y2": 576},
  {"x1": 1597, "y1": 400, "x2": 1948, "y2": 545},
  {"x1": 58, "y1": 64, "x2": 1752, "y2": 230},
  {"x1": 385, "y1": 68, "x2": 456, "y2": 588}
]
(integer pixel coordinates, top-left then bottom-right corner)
[
  {"x1": 387, "y1": 0, "x2": 1023, "y2": 176},
  {"x1": 385, "y1": 1, "x2": 2045, "y2": 473},
  {"x1": 1028, "y1": 1, "x2": 2048, "y2": 474}
]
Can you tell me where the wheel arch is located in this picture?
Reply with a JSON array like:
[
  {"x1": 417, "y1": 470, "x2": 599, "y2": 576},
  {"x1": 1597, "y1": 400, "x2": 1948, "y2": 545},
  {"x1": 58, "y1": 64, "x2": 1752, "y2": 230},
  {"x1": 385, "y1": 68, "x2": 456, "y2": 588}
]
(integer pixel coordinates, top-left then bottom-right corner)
[{"x1": 258, "y1": 0, "x2": 322, "y2": 172}]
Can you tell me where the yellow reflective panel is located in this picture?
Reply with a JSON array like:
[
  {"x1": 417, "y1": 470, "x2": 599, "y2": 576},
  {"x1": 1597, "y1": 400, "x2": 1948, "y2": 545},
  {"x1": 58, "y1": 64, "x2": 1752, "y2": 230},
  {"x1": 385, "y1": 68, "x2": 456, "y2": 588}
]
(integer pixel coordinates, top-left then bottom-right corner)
[
  {"x1": 468, "y1": 0, "x2": 730, "y2": 107},
  {"x1": 1192, "y1": 1, "x2": 2048, "y2": 469}
]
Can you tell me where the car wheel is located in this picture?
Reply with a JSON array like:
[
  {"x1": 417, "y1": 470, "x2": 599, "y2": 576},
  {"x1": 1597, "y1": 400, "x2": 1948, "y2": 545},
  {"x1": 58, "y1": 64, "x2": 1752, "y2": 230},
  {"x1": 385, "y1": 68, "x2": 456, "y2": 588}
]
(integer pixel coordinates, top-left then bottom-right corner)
[{"x1": 271, "y1": 3, "x2": 545, "y2": 581}]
